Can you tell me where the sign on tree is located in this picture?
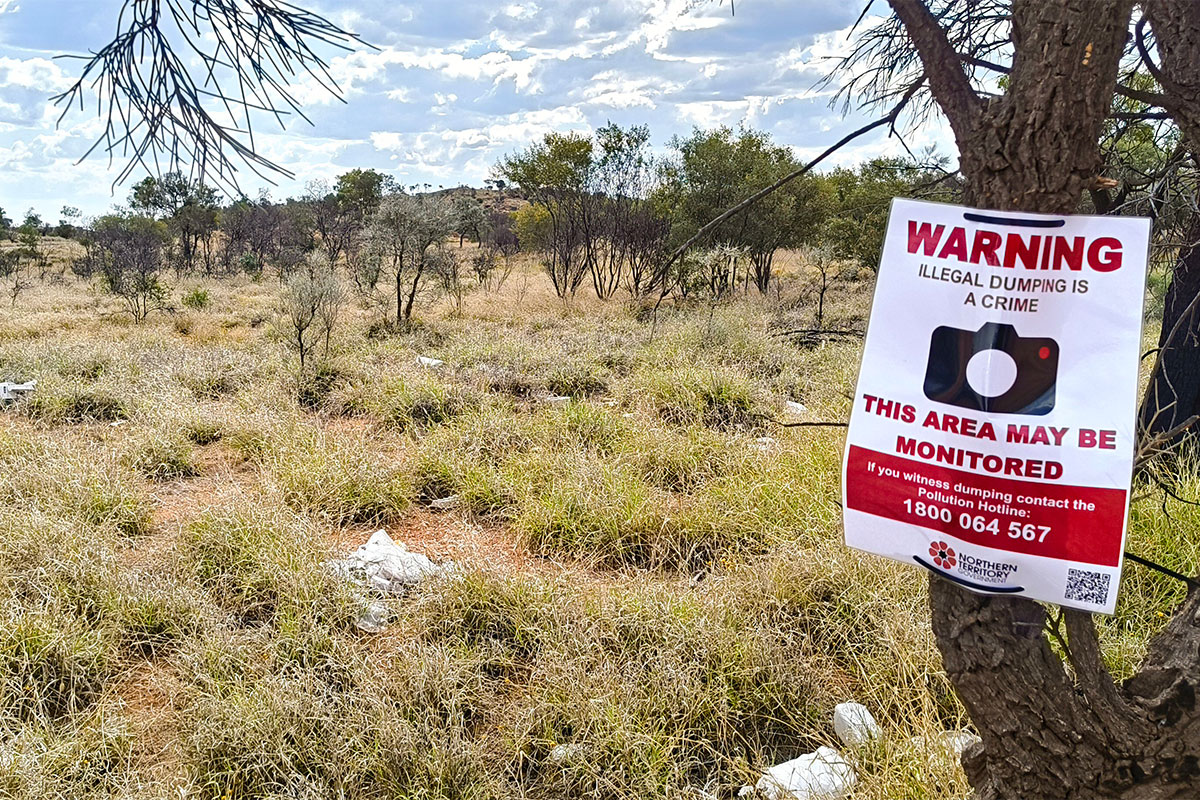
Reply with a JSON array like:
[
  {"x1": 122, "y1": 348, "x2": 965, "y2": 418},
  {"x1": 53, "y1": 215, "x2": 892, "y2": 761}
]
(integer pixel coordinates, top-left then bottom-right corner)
[{"x1": 843, "y1": 198, "x2": 1150, "y2": 613}]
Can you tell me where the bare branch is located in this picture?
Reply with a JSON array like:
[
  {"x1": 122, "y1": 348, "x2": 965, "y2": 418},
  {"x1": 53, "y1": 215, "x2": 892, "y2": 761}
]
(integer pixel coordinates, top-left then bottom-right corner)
[{"x1": 52, "y1": 0, "x2": 375, "y2": 195}]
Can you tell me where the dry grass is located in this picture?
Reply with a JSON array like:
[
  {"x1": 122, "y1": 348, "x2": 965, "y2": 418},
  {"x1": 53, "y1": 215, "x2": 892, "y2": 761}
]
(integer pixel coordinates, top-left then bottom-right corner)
[{"x1": 0, "y1": 251, "x2": 1179, "y2": 799}]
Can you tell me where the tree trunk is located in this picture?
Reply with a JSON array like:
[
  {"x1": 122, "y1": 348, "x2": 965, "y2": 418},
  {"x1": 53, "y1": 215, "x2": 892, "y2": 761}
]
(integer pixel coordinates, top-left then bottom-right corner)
[
  {"x1": 1140, "y1": 217, "x2": 1200, "y2": 445},
  {"x1": 889, "y1": 0, "x2": 1200, "y2": 796},
  {"x1": 1136, "y1": 0, "x2": 1200, "y2": 450}
]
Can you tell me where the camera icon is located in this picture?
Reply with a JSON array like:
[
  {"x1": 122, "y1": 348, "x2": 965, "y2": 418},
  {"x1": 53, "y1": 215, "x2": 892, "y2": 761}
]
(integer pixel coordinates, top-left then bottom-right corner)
[{"x1": 922, "y1": 322, "x2": 1058, "y2": 416}]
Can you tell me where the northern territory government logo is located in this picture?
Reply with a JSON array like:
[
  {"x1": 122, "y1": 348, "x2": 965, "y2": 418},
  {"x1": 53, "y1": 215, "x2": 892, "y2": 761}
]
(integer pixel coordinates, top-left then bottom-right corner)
[{"x1": 913, "y1": 544, "x2": 1025, "y2": 594}]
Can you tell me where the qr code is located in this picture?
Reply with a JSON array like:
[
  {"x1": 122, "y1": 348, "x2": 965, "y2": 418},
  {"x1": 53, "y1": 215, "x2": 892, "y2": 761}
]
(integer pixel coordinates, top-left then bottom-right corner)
[{"x1": 1065, "y1": 568, "x2": 1111, "y2": 606}]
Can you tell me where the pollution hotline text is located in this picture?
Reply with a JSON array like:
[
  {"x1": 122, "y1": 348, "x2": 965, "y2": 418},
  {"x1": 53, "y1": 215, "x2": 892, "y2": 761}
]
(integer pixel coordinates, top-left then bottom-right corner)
[{"x1": 845, "y1": 395, "x2": 1128, "y2": 566}]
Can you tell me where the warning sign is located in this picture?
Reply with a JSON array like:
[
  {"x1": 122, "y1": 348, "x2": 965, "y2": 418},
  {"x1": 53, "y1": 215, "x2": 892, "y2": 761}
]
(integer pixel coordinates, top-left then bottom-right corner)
[{"x1": 842, "y1": 198, "x2": 1150, "y2": 613}]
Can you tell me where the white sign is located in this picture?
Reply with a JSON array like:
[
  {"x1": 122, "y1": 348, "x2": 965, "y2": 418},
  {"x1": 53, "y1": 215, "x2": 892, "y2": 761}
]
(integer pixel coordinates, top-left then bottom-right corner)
[{"x1": 842, "y1": 198, "x2": 1150, "y2": 613}]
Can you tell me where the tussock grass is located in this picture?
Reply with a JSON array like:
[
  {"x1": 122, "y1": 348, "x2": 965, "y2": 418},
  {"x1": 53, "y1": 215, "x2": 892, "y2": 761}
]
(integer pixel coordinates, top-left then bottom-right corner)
[{"x1": 0, "y1": 263, "x2": 1171, "y2": 799}]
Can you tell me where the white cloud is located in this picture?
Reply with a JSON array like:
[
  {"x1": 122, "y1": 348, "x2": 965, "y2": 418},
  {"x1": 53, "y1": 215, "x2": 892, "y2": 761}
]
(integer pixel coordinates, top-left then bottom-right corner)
[{"x1": 0, "y1": 0, "x2": 952, "y2": 218}]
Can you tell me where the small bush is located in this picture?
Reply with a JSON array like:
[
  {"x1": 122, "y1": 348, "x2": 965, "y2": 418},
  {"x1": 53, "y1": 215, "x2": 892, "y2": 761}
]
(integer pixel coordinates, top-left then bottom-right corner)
[
  {"x1": 643, "y1": 368, "x2": 761, "y2": 430},
  {"x1": 0, "y1": 612, "x2": 114, "y2": 721},
  {"x1": 182, "y1": 288, "x2": 212, "y2": 310},
  {"x1": 25, "y1": 386, "x2": 130, "y2": 425},
  {"x1": 183, "y1": 418, "x2": 223, "y2": 446},
  {"x1": 257, "y1": 426, "x2": 412, "y2": 525},
  {"x1": 123, "y1": 434, "x2": 200, "y2": 481}
]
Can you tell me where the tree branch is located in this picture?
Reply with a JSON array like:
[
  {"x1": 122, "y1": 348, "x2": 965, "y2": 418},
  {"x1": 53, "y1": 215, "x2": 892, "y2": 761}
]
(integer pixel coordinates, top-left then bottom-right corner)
[{"x1": 886, "y1": 0, "x2": 982, "y2": 140}]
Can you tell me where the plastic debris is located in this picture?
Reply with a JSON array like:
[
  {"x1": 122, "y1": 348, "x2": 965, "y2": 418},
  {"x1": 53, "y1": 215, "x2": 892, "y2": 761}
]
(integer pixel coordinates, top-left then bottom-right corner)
[
  {"x1": 326, "y1": 529, "x2": 453, "y2": 597},
  {"x1": 429, "y1": 494, "x2": 460, "y2": 511},
  {"x1": 548, "y1": 743, "x2": 584, "y2": 764},
  {"x1": 785, "y1": 400, "x2": 808, "y2": 415},
  {"x1": 742, "y1": 748, "x2": 856, "y2": 800},
  {"x1": 416, "y1": 356, "x2": 444, "y2": 369},
  {"x1": 754, "y1": 436, "x2": 778, "y2": 451},
  {"x1": 545, "y1": 395, "x2": 571, "y2": 404},
  {"x1": 832, "y1": 702, "x2": 881, "y2": 748},
  {"x1": 354, "y1": 600, "x2": 390, "y2": 633},
  {"x1": 909, "y1": 731, "x2": 981, "y2": 759},
  {"x1": 0, "y1": 381, "x2": 35, "y2": 402}
]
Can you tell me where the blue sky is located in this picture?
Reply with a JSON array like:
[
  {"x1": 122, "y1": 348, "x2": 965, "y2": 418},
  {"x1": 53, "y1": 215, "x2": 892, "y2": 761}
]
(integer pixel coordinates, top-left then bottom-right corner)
[{"x1": 0, "y1": 0, "x2": 952, "y2": 221}]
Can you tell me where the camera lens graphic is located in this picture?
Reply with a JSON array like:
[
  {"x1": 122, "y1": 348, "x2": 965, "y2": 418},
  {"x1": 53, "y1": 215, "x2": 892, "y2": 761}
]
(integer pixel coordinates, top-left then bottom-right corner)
[
  {"x1": 965, "y1": 349, "x2": 1018, "y2": 398},
  {"x1": 923, "y1": 322, "x2": 1059, "y2": 416}
]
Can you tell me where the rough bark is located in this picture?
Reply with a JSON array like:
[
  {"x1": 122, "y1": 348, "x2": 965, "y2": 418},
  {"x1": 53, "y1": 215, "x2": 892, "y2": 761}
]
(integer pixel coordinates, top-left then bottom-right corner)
[
  {"x1": 1140, "y1": 217, "x2": 1200, "y2": 444},
  {"x1": 889, "y1": 1, "x2": 1200, "y2": 797},
  {"x1": 1137, "y1": 0, "x2": 1200, "y2": 446}
]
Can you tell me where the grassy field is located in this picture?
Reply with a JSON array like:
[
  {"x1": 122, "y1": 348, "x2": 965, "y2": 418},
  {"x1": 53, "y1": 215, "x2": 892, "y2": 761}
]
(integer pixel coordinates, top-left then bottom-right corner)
[{"x1": 0, "y1": 246, "x2": 1194, "y2": 799}]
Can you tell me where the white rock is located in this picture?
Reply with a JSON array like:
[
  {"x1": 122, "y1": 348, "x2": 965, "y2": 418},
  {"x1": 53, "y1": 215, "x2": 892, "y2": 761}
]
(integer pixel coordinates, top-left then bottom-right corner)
[
  {"x1": 326, "y1": 530, "x2": 452, "y2": 597},
  {"x1": 752, "y1": 747, "x2": 856, "y2": 800},
  {"x1": 416, "y1": 356, "x2": 444, "y2": 369},
  {"x1": 785, "y1": 400, "x2": 808, "y2": 415},
  {"x1": 548, "y1": 743, "x2": 584, "y2": 763},
  {"x1": 0, "y1": 381, "x2": 35, "y2": 402},
  {"x1": 429, "y1": 494, "x2": 461, "y2": 511},
  {"x1": 545, "y1": 395, "x2": 571, "y2": 404},
  {"x1": 833, "y1": 702, "x2": 881, "y2": 748}
]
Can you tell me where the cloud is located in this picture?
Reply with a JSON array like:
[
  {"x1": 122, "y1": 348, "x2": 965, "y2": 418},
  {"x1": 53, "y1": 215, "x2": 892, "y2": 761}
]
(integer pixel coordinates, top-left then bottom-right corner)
[{"x1": 0, "y1": 0, "x2": 951, "y2": 218}]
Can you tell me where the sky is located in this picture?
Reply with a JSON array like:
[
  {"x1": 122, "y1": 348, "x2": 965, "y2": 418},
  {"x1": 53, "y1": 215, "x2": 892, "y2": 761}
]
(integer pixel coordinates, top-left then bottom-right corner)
[{"x1": 0, "y1": 0, "x2": 953, "y2": 222}]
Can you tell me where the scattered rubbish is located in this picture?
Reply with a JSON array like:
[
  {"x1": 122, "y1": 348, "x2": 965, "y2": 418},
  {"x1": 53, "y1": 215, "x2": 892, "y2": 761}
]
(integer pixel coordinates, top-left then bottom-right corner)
[
  {"x1": 548, "y1": 743, "x2": 585, "y2": 764},
  {"x1": 354, "y1": 600, "x2": 390, "y2": 633},
  {"x1": 109, "y1": 420, "x2": 128, "y2": 427},
  {"x1": 326, "y1": 529, "x2": 453, "y2": 597},
  {"x1": 416, "y1": 356, "x2": 444, "y2": 369},
  {"x1": 545, "y1": 395, "x2": 571, "y2": 404},
  {"x1": 754, "y1": 436, "x2": 778, "y2": 451},
  {"x1": 0, "y1": 381, "x2": 35, "y2": 402},
  {"x1": 622, "y1": 412, "x2": 635, "y2": 418},
  {"x1": 832, "y1": 702, "x2": 881, "y2": 748},
  {"x1": 909, "y1": 731, "x2": 981, "y2": 759},
  {"x1": 429, "y1": 494, "x2": 460, "y2": 511},
  {"x1": 741, "y1": 747, "x2": 856, "y2": 800},
  {"x1": 785, "y1": 400, "x2": 808, "y2": 415}
]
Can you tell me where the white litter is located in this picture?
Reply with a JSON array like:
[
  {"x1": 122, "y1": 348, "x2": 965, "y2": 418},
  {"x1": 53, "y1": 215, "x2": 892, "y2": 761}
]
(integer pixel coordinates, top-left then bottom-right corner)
[
  {"x1": 743, "y1": 748, "x2": 856, "y2": 800},
  {"x1": 755, "y1": 436, "x2": 778, "y2": 451},
  {"x1": 910, "y1": 731, "x2": 981, "y2": 759},
  {"x1": 354, "y1": 600, "x2": 390, "y2": 633},
  {"x1": 832, "y1": 702, "x2": 881, "y2": 748},
  {"x1": 545, "y1": 395, "x2": 571, "y2": 404},
  {"x1": 416, "y1": 356, "x2": 444, "y2": 369},
  {"x1": 109, "y1": 420, "x2": 128, "y2": 427},
  {"x1": 326, "y1": 529, "x2": 453, "y2": 597},
  {"x1": 0, "y1": 381, "x2": 35, "y2": 402},
  {"x1": 785, "y1": 400, "x2": 808, "y2": 415},
  {"x1": 548, "y1": 743, "x2": 584, "y2": 763},
  {"x1": 429, "y1": 494, "x2": 460, "y2": 511}
]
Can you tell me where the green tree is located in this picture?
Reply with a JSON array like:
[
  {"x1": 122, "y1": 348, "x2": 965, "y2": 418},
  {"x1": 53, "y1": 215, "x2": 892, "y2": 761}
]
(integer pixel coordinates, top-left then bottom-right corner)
[
  {"x1": 351, "y1": 193, "x2": 456, "y2": 329},
  {"x1": 451, "y1": 195, "x2": 488, "y2": 247},
  {"x1": 497, "y1": 132, "x2": 593, "y2": 297},
  {"x1": 89, "y1": 214, "x2": 172, "y2": 322},
  {"x1": 129, "y1": 172, "x2": 220, "y2": 273},
  {"x1": 821, "y1": 156, "x2": 953, "y2": 272},
  {"x1": 658, "y1": 127, "x2": 828, "y2": 293},
  {"x1": 335, "y1": 168, "x2": 394, "y2": 223},
  {"x1": 15, "y1": 210, "x2": 47, "y2": 284}
]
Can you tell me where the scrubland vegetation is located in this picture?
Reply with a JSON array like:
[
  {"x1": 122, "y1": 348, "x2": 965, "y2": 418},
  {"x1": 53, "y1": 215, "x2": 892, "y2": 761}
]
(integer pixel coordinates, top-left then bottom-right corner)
[{"x1": 0, "y1": 234, "x2": 1189, "y2": 799}]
